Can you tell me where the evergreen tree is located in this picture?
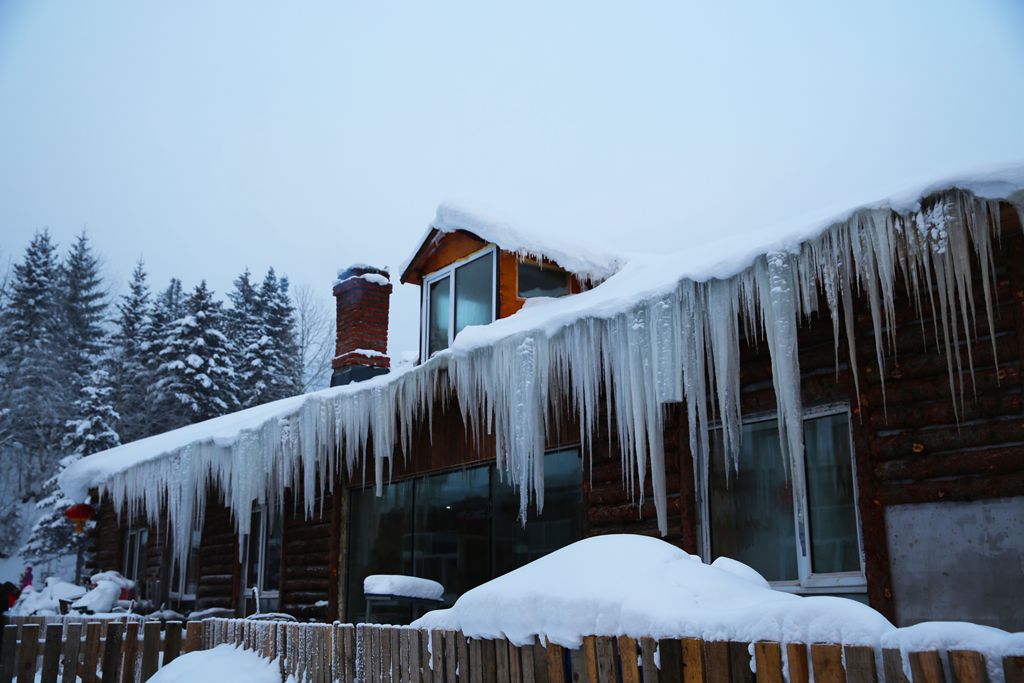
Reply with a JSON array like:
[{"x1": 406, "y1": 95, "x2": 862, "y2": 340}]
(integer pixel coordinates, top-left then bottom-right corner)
[
  {"x1": 108, "y1": 261, "x2": 151, "y2": 443},
  {"x1": 227, "y1": 269, "x2": 269, "y2": 407},
  {"x1": 61, "y1": 233, "x2": 107, "y2": 378},
  {"x1": 258, "y1": 269, "x2": 302, "y2": 403},
  {"x1": 156, "y1": 281, "x2": 240, "y2": 422},
  {"x1": 0, "y1": 231, "x2": 68, "y2": 495},
  {"x1": 22, "y1": 368, "x2": 121, "y2": 570},
  {"x1": 140, "y1": 279, "x2": 186, "y2": 434}
]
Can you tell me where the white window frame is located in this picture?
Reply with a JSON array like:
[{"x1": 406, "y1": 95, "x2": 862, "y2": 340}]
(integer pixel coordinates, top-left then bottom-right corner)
[
  {"x1": 699, "y1": 403, "x2": 866, "y2": 594},
  {"x1": 243, "y1": 506, "x2": 281, "y2": 606},
  {"x1": 122, "y1": 526, "x2": 148, "y2": 584},
  {"x1": 168, "y1": 527, "x2": 202, "y2": 603},
  {"x1": 420, "y1": 246, "x2": 498, "y2": 360}
]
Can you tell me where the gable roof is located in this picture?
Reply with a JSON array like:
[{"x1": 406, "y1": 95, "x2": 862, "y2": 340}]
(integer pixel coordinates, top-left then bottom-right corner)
[{"x1": 399, "y1": 202, "x2": 624, "y2": 285}]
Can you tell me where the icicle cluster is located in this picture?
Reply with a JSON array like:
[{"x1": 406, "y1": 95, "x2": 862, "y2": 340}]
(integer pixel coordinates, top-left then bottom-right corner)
[{"x1": 87, "y1": 189, "x2": 1018, "y2": 570}]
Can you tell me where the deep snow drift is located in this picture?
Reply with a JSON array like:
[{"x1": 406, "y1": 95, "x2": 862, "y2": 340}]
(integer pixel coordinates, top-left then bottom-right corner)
[
  {"x1": 412, "y1": 536, "x2": 1024, "y2": 679},
  {"x1": 149, "y1": 644, "x2": 288, "y2": 683},
  {"x1": 59, "y1": 165, "x2": 1024, "y2": 568}
]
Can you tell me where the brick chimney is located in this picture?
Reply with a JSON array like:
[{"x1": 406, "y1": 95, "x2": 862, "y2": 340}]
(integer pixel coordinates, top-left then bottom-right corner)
[{"x1": 330, "y1": 264, "x2": 392, "y2": 387}]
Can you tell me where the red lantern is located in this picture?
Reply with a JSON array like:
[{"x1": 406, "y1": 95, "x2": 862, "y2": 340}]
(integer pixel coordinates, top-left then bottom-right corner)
[{"x1": 64, "y1": 503, "x2": 96, "y2": 534}]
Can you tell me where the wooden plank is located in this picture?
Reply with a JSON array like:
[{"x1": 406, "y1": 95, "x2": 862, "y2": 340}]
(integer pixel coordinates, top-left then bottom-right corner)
[
  {"x1": 520, "y1": 641, "x2": 535, "y2": 683},
  {"x1": 100, "y1": 622, "x2": 123, "y2": 683},
  {"x1": 422, "y1": 631, "x2": 434, "y2": 683},
  {"x1": 596, "y1": 637, "x2": 616, "y2": 683},
  {"x1": 495, "y1": 637, "x2": 510, "y2": 683},
  {"x1": 881, "y1": 649, "x2": 909, "y2": 683},
  {"x1": 39, "y1": 624, "x2": 63, "y2": 683},
  {"x1": 163, "y1": 624, "x2": 182, "y2": 666},
  {"x1": 545, "y1": 643, "x2": 565, "y2": 683},
  {"x1": 82, "y1": 622, "x2": 103, "y2": 683},
  {"x1": 640, "y1": 638, "x2": 658, "y2": 683},
  {"x1": 948, "y1": 651, "x2": 986, "y2": 683},
  {"x1": 342, "y1": 625, "x2": 356, "y2": 683},
  {"x1": 580, "y1": 637, "x2": 598, "y2": 683},
  {"x1": 121, "y1": 621, "x2": 139, "y2": 683},
  {"x1": 443, "y1": 632, "x2": 457, "y2": 683},
  {"x1": 481, "y1": 640, "x2": 497, "y2": 683},
  {"x1": 430, "y1": 630, "x2": 446, "y2": 683},
  {"x1": 786, "y1": 644, "x2": 809, "y2": 683},
  {"x1": 843, "y1": 645, "x2": 878, "y2": 683},
  {"x1": 16, "y1": 624, "x2": 40, "y2": 683},
  {"x1": 412, "y1": 629, "x2": 426, "y2": 683},
  {"x1": 60, "y1": 623, "x2": 83, "y2": 683},
  {"x1": 455, "y1": 633, "x2": 470, "y2": 683},
  {"x1": 1004, "y1": 656, "x2": 1024, "y2": 683},
  {"x1": 681, "y1": 638, "x2": 705, "y2": 683},
  {"x1": 509, "y1": 642, "x2": 522, "y2": 683},
  {"x1": 728, "y1": 642, "x2": 753, "y2": 683},
  {"x1": 811, "y1": 644, "x2": 845, "y2": 683},
  {"x1": 183, "y1": 622, "x2": 203, "y2": 654},
  {"x1": 909, "y1": 651, "x2": 945, "y2": 683},
  {"x1": 532, "y1": 642, "x2": 549, "y2": 683},
  {"x1": 139, "y1": 622, "x2": 160, "y2": 681},
  {"x1": 376, "y1": 626, "x2": 390, "y2": 683},
  {"x1": 468, "y1": 638, "x2": 482, "y2": 683},
  {"x1": 754, "y1": 643, "x2": 783, "y2": 683},
  {"x1": 703, "y1": 641, "x2": 730, "y2": 683},
  {"x1": 658, "y1": 639, "x2": 683, "y2": 683},
  {"x1": 618, "y1": 637, "x2": 640, "y2": 683},
  {"x1": 1, "y1": 625, "x2": 18, "y2": 683}
]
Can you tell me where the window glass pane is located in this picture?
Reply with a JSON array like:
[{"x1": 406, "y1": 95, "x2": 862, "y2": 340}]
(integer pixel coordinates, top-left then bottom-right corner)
[
  {"x1": 492, "y1": 449, "x2": 583, "y2": 577},
  {"x1": 518, "y1": 263, "x2": 570, "y2": 299},
  {"x1": 412, "y1": 467, "x2": 491, "y2": 605},
  {"x1": 347, "y1": 480, "x2": 414, "y2": 623},
  {"x1": 454, "y1": 255, "x2": 493, "y2": 335},
  {"x1": 185, "y1": 529, "x2": 201, "y2": 595},
  {"x1": 262, "y1": 512, "x2": 283, "y2": 593},
  {"x1": 245, "y1": 510, "x2": 262, "y2": 590},
  {"x1": 709, "y1": 420, "x2": 798, "y2": 582},
  {"x1": 427, "y1": 276, "x2": 451, "y2": 356},
  {"x1": 804, "y1": 413, "x2": 860, "y2": 574},
  {"x1": 123, "y1": 531, "x2": 137, "y2": 580}
]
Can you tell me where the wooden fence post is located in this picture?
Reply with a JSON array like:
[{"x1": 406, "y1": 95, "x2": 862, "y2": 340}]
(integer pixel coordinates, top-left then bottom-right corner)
[
  {"x1": 39, "y1": 624, "x2": 62, "y2": 683},
  {"x1": 754, "y1": 642, "x2": 783, "y2": 683},
  {"x1": 842, "y1": 645, "x2": 877, "y2": 683},
  {"x1": 15, "y1": 623, "x2": 39, "y2": 683},
  {"x1": 909, "y1": 651, "x2": 945, "y2": 683},
  {"x1": 99, "y1": 622, "x2": 122, "y2": 683},
  {"x1": 1, "y1": 624, "x2": 18, "y2": 683},
  {"x1": 810, "y1": 644, "x2": 845, "y2": 683},
  {"x1": 60, "y1": 623, "x2": 82, "y2": 683}
]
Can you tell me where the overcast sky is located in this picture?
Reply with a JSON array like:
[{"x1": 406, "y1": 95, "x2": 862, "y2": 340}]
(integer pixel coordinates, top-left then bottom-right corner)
[{"x1": 1, "y1": 0, "x2": 1023, "y2": 358}]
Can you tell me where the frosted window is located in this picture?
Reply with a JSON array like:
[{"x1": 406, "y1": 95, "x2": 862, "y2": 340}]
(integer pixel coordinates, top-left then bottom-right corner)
[
  {"x1": 518, "y1": 263, "x2": 570, "y2": 299},
  {"x1": 427, "y1": 276, "x2": 450, "y2": 356},
  {"x1": 244, "y1": 507, "x2": 283, "y2": 613},
  {"x1": 805, "y1": 414, "x2": 860, "y2": 574},
  {"x1": 454, "y1": 255, "x2": 493, "y2": 335},
  {"x1": 710, "y1": 421, "x2": 798, "y2": 582}
]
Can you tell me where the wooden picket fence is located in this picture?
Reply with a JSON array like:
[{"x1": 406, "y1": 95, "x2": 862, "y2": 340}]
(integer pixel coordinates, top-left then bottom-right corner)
[{"x1": 1, "y1": 616, "x2": 1022, "y2": 683}]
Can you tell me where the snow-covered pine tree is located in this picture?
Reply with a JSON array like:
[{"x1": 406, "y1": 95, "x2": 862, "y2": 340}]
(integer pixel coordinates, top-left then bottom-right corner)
[
  {"x1": 156, "y1": 281, "x2": 240, "y2": 422},
  {"x1": 0, "y1": 231, "x2": 68, "y2": 497},
  {"x1": 61, "y1": 233, "x2": 108, "y2": 382},
  {"x1": 258, "y1": 269, "x2": 303, "y2": 403},
  {"x1": 141, "y1": 278, "x2": 187, "y2": 434},
  {"x1": 108, "y1": 261, "x2": 151, "y2": 443},
  {"x1": 22, "y1": 367, "x2": 120, "y2": 577},
  {"x1": 227, "y1": 269, "x2": 272, "y2": 408}
]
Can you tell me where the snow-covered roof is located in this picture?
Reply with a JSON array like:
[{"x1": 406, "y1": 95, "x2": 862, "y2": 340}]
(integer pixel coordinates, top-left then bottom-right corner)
[
  {"x1": 60, "y1": 163, "x2": 1024, "y2": 570},
  {"x1": 412, "y1": 535, "x2": 1024, "y2": 667},
  {"x1": 399, "y1": 202, "x2": 624, "y2": 283}
]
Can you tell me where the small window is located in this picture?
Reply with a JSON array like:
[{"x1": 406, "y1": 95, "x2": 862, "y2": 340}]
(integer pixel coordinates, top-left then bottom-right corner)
[
  {"x1": 122, "y1": 526, "x2": 148, "y2": 585},
  {"x1": 243, "y1": 506, "x2": 283, "y2": 614},
  {"x1": 517, "y1": 263, "x2": 570, "y2": 299},
  {"x1": 422, "y1": 249, "x2": 496, "y2": 358},
  {"x1": 706, "y1": 409, "x2": 864, "y2": 593},
  {"x1": 169, "y1": 528, "x2": 202, "y2": 604}
]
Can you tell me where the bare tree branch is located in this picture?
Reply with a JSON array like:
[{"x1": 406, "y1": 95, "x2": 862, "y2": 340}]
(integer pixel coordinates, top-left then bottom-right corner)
[{"x1": 292, "y1": 283, "x2": 334, "y2": 392}]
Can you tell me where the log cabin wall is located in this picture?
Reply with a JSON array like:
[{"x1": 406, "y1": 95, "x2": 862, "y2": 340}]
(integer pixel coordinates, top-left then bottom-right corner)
[
  {"x1": 194, "y1": 499, "x2": 238, "y2": 612},
  {"x1": 85, "y1": 497, "x2": 121, "y2": 577},
  {"x1": 280, "y1": 490, "x2": 336, "y2": 622}
]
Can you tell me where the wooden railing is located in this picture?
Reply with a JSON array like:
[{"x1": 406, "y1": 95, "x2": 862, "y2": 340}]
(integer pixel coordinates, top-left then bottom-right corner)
[{"x1": 1, "y1": 616, "x2": 1022, "y2": 683}]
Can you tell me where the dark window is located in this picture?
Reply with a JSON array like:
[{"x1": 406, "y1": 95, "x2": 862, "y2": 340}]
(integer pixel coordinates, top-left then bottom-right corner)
[
  {"x1": 708, "y1": 410, "x2": 863, "y2": 592},
  {"x1": 517, "y1": 263, "x2": 570, "y2": 299},
  {"x1": 347, "y1": 448, "x2": 582, "y2": 623},
  {"x1": 122, "y1": 527, "x2": 148, "y2": 585},
  {"x1": 423, "y1": 250, "x2": 495, "y2": 358},
  {"x1": 427, "y1": 276, "x2": 451, "y2": 357},
  {"x1": 243, "y1": 506, "x2": 283, "y2": 613},
  {"x1": 454, "y1": 256, "x2": 494, "y2": 335}
]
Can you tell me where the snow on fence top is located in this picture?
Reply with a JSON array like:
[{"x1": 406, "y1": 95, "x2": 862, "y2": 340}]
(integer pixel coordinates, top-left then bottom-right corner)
[
  {"x1": 60, "y1": 164, "x2": 1024, "y2": 570},
  {"x1": 399, "y1": 202, "x2": 625, "y2": 283}
]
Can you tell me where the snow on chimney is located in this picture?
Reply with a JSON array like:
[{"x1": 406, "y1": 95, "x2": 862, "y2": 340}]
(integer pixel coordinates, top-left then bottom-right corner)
[{"x1": 330, "y1": 264, "x2": 392, "y2": 387}]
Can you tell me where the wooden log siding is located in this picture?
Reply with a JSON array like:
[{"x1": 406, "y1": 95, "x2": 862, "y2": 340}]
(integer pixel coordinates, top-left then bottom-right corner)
[
  {"x1": 3, "y1": 617, "x2": 1021, "y2": 683},
  {"x1": 194, "y1": 500, "x2": 238, "y2": 612},
  {"x1": 280, "y1": 492, "x2": 335, "y2": 622},
  {"x1": 85, "y1": 499, "x2": 121, "y2": 578}
]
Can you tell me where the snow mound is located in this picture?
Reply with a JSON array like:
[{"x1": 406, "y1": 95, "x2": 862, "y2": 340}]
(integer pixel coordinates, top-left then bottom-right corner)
[
  {"x1": 149, "y1": 644, "x2": 287, "y2": 683},
  {"x1": 10, "y1": 576, "x2": 88, "y2": 616},
  {"x1": 364, "y1": 574, "x2": 445, "y2": 601},
  {"x1": 412, "y1": 535, "x2": 893, "y2": 648},
  {"x1": 71, "y1": 570, "x2": 135, "y2": 614}
]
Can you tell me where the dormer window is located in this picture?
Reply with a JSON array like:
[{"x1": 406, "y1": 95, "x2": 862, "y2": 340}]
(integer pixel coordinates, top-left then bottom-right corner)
[
  {"x1": 517, "y1": 262, "x2": 570, "y2": 299},
  {"x1": 422, "y1": 247, "x2": 496, "y2": 357}
]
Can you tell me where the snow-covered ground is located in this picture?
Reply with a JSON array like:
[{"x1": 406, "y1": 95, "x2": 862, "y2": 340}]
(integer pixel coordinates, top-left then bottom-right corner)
[{"x1": 149, "y1": 644, "x2": 290, "y2": 683}]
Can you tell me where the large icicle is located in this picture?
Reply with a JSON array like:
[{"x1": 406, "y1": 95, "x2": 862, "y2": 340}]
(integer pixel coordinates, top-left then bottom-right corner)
[{"x1": 60, "y1": 185, "x2": 1020, "y2": 571}]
